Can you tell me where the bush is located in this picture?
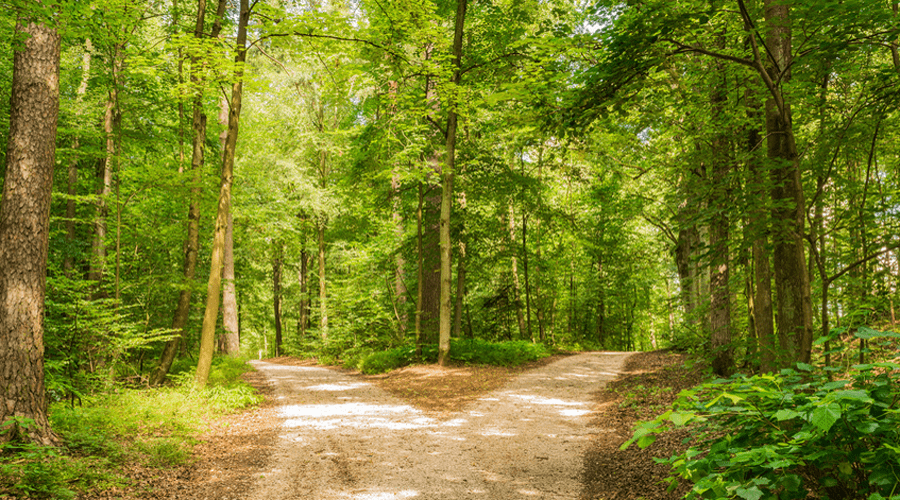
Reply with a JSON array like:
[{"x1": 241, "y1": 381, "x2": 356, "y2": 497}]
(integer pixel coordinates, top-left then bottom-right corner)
[
  {"x1": 357, "y1": 339, "x2": 551, "y2": 374},
  {"x1": 624, "y1": 329, "x2": 900, "y2": 499}
]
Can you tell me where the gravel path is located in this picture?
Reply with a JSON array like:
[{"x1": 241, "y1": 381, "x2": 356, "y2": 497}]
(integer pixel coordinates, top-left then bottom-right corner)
[{"x1": 246, "y1": 352, "x2": 632, "y2": 500}]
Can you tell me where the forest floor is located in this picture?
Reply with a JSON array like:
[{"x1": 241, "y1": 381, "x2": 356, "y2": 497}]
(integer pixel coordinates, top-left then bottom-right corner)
[{"x1": 87, "y1": 351, "x2": 705, "y2": 500}]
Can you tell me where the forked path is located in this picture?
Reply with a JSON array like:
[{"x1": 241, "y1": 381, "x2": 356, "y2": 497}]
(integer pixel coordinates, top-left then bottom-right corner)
[{"x1": 247, "y1": 352, "x2": 632, "y2": 500}]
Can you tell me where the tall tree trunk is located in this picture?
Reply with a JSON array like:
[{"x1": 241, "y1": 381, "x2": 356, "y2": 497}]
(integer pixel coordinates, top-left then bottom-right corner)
[
  {"x1": 392, "y1": 171, "x2": 408, "y2": 336},
  {"x1": 273, "y1": 240, "x2": 283, "y2": 356},
  {"x1": 747, "y1": 96, "x2": 777, "y2": 373},
  {"x1": 0, "y1": 17, "x2": 61, "y2": 446},
  {"x1": 415, "y1": 181, "x2": 425, "y2": 355},
  {"x1": 437, "y1": 0, "x2": 467, "y2": 365},
  {"x1": 708, "y1": 39, "x2": 733, "y2": 377},
  {"x1": 221, "y1": 96, "x2": 239, "y2": 354},
  {"x1": 151, "y1": 0, "x2": 227, "y2": 385},
  {"x1": 195, "y1": 0, "x2": 249, "y2": 388},
  {"x1": 760, "y1": 0, "x2": 814, "y2": 365}
]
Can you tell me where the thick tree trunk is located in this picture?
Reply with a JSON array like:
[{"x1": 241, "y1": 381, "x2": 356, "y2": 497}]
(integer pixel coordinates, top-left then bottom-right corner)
[
  {"x1": 195, "y1": 0, "x2": 249, "y2": 387},
  {"x1": 0, "y1": 18, "x2": 61, "y2": 446},
  {"x1": 762, "y1": 0, "x2": 814, "y2": 366},
  {"x1": 708, "y1": 45, "x2": 733, "y2": 377}
]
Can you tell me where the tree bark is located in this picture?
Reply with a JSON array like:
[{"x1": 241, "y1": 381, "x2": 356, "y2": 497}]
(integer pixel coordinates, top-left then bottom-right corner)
[
  {"x1": 437, "y1": 0, "x2": 468, "y2": 365},
  {"x1": 273, "y1": 240, "x2": 283, "y2": 356},
  {"x1": 221, "y1": 96, "x2": 239, "y2": 354},
  {"x1": 151, "y1": 0, "x2": 227, "y2": 385},
  {"x1": 0, "y1": 17, "x2": 61, "y2": 446},
  {"x1": 453, "y1": 239, "x2": 466, "y2": 338},
  {"x1": 195, "y1": 0, "x2": 249, "y2": 387},
  {"x1": 760, "y1": 0, "x2": 814, "y2": 366},
  {"x1": 317, "y1": 216, "x2": 328, "y2": 339}
]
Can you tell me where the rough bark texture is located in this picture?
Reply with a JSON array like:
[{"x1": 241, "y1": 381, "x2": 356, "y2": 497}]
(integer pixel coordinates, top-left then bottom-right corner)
[
  {"x1": 0, "y1": 19, "x2": 61, "y2": 446},
  {"x1": 708, "y1": 43, "x2": 733, "y2": 377},
  {"x1": 196, "y1": 0, "x2": 249, "y2": 387},
  {"x1": 747, "y1": 102, "x2": 776, "y2": 373},
  {"x1": 763, "y1": 0, "x2": 814, "y2": 366}
]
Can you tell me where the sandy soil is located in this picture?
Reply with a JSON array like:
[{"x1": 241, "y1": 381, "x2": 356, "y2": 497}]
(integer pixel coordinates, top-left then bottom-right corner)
[{"x1": 246, "y1": 352, "x2": 632, "y2": 500}]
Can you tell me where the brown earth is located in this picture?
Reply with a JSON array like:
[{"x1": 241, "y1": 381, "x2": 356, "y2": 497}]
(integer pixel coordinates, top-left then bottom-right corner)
[
  {"x1": 79, "y1": 351, "x2": 704, "y2": 499},
  {"x1": 581, "y1": 351, "x2": 707, "y2": 500}
]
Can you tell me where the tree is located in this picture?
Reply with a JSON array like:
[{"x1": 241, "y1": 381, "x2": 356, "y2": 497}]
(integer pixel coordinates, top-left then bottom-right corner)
[
  {"x1": 0, "y1": 11, "x2": 61, "y2": 445},
  {"x1": 195, "y1": 0, "x2": 249, "y2": 387}
]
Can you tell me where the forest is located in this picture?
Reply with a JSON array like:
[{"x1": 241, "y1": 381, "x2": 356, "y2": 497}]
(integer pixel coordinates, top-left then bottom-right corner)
[{"x1": 1, "y1": 0, "x2": 900, "y2": 498}]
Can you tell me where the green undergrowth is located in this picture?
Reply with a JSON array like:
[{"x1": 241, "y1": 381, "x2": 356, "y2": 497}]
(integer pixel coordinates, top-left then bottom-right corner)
[
  {"x1": 352, "y1": 338, "x2": 553, "y2": 374},
  {"x1": 0, "y1": 356, "x2": 262, "y2": 499},
  {"x1": 624, "y1": 327, "x2": 900, "y2": 500}
]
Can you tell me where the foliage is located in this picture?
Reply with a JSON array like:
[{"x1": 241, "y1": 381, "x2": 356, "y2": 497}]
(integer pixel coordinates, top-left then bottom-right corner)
[
  {"x1": 357, "y1": 339, "x2": 551, "y2": 374},
  {"x1": 624, "y1": 328, "x2": 900, "y2": 500},
  {"x1": 0, "y1": 358, "x2": 260, "y2": 498}
]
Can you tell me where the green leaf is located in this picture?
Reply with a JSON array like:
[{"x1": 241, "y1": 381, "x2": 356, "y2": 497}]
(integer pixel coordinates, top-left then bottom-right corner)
[
  {"x1": 810, "y1": 403, "x2": 841, "y2": 432},
  {"x1": 795, "y1": 362, "x2": 813, "y2": 372},
  {"x1": 736, "y1": 486, "x2": 763, "y2": 500},
  {"x1": 774, "y1": 409, "x2": 800, "y2": 421},
  {"x1": 822, "y1": 380, "x2": 850, "y2": 390},
  {"x1": 670, "y1": 411, "x2": 694, "y2": 426}
]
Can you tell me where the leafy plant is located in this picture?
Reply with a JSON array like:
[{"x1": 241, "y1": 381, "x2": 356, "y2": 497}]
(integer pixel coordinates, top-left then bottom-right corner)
[{"x1": 623, "y1": 329, "x2": 900, "y2": 500}]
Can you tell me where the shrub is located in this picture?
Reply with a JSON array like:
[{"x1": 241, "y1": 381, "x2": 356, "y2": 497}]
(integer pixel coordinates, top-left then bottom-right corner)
[
  {"x1": 624, "y1": 329, "x2": 900, "y2": 499},
  {"x1": 357, "y1": 339, "x2": 551, "y2": 374}
]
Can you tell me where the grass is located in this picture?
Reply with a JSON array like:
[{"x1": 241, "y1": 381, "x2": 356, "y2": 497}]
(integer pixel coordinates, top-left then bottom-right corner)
[{"x1": 0, "y1": 356, "x2": 262, "y2": 499}]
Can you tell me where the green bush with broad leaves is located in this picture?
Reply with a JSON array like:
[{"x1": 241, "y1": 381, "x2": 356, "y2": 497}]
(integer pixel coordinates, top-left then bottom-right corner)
[{"x1": 623, "y1": 327, "x2": 900, "y2": 500}]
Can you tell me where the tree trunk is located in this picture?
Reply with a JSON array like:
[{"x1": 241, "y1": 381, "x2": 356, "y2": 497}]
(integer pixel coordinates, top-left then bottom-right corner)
[
  {"x1": 453, "y1": 239, "x2": 466, "y2": 337},
  {"x1": 509, "y1": 204, "x2": 526, "y2": 338},
  {"x1": 221, "y1": 96, "x2": 239, "y2": 354},
  {"x1": 415, "y1": 181, "x2": 425, "y2": 355},
  {"x1": 437, "y1": 0, "x2": 468, "y2": 364},
  {"x1": 392, "y1": 171, "x2": 408, "y2": 336},
  {"x1": 298, "y1": 244, "x2": 310, "y2": 338},
  {"x1": 195, "y1": 0, "x2": 249, "y2": 388},
  {"x1": 317, "y1": 216, "x2": 328, "y2": 339},
  {"x1": 762, "y1": 0, "x2": 814, "y2": 366},
  {"x1": 523, "y1": 213, "x2": 533, "y2": 341},
  {"x1": 151, "y1": 0, "x2": 227, "y2": 385},
  {"x1": 0, "y1": 18, "x2": 61, "y2": 446},
  {"x1": 708, "y1": 40, "x2": 733, "y2": 377},
  {"x1": 273, "y1": 240, "x2": 283, "y2": 356}
]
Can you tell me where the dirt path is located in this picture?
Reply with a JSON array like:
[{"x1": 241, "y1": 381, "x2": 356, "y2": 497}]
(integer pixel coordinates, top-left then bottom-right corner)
[{"x1": 246, "y1": 352, "x2": 632, "y2": 500}]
